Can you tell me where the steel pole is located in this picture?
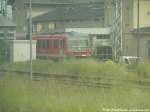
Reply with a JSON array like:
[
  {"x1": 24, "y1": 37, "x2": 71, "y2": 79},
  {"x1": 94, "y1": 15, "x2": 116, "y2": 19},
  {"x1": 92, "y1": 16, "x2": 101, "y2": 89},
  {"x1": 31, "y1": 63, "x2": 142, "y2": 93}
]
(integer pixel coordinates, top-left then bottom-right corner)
[
  {"x1": 137, "y1": 0, "x2": 140, "y2": 58},
  {"x1": 29, "y1": 0, "x2": 32, "y2": 80}
]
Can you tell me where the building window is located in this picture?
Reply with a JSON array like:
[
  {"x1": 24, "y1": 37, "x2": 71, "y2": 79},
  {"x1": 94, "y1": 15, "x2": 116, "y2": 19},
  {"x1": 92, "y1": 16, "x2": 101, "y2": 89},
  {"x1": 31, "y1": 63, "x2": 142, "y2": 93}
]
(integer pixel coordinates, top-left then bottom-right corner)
[
  {"x1": 0, "y1": 33, "x2": 4, "y2": 37},
  {"x1": 48, "y1": 23, "x2": 55, "y2": 30},
  {"x1": 125, "y1": 8, "x2": 130, "y2": 26},
  {"x1": 36, "y1": 23, "x2": 43, "y2": 33},
  {"x1": 96, "y1": 35, "x2": 110, "y2": 39},
  {"x1": 59, "y1": 39, "x2": 65, "y2": 49},
  {"x1": 147, "y1": 11, "x2": 150, "y2": 15},
  {"x1": 96, "y1": 46, "x2": 112, "y2": 60}
]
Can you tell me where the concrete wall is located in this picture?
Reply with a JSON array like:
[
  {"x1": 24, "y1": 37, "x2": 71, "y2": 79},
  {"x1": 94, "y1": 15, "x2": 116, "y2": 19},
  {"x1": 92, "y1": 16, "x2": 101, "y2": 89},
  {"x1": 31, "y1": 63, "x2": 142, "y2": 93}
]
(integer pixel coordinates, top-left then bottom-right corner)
[
  {"x1": 138, "y1": 35, "x2": 150, "y2": 58},
  {"x1": 122, "y1": 0, "x2": 134, "y2": 33},
  {"x1": 122, "y1": 33, "x2": 138, "y2": 56},
  {"x1": 9, "y1": 40, "x2": 36, "y2": 62},
  {"x1": 12, "y1": 0, "x2": 27, "y2": 32},
  {"x1": 123, "y1": 33, "x2": 150, "y2": 59},
  {"x1": 104, "y1": 0, "x2": 113, "y2": 27},
  {"x1": 133, "y1": 0, "x2": 150, "y2": 28}
]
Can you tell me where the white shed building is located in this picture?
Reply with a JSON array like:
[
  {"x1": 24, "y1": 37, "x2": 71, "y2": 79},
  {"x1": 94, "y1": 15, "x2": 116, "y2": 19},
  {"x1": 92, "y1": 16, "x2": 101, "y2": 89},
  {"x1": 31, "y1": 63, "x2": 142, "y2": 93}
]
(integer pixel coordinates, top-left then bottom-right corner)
[{"x1": 8, "y1": 40, "x2": 36, "y2": 62}]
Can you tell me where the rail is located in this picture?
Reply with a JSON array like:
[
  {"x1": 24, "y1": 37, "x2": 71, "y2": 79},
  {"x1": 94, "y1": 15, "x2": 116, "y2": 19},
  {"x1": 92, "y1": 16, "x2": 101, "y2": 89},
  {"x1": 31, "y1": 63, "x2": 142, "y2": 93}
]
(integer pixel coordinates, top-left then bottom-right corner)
[{"x1": 0, "y1": 69, "x2": 150, "y2": 89}]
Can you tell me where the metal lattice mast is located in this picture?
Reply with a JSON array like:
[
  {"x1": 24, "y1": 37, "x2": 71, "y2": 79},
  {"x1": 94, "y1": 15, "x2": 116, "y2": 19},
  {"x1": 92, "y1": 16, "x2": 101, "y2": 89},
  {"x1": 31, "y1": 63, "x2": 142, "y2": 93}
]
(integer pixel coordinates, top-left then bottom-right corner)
[
  {"x1": 0, "y1": 0, "x2": 7, "y2": 16},
  {"x1": 112, "y1": 0, "x2": 123, "y2": 61}
]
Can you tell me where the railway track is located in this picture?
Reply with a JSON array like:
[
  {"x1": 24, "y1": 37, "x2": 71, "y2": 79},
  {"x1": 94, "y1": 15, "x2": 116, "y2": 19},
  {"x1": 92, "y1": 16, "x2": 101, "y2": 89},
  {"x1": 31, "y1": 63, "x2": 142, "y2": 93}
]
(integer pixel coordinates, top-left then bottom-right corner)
[{"x1": 1, "y1": 69, "x2": 150, "y2": 89}]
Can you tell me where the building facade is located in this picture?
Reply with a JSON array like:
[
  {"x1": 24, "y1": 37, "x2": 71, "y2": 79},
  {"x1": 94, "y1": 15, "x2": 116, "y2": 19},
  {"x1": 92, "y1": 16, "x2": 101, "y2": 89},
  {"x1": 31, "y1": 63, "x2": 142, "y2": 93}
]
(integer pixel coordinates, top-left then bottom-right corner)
[
  {"x1": 8, "y1": 0, "x2": 105, "y2": 33},
  {"x1": 122, "y1": 0, "x2": 150, "y2": 59},
  {"x1": 8, "y1": 0, "x2": 150, "y2": 60},
  {"x1": 32, "y1": 4, "x2": 105, "y2": 33}
]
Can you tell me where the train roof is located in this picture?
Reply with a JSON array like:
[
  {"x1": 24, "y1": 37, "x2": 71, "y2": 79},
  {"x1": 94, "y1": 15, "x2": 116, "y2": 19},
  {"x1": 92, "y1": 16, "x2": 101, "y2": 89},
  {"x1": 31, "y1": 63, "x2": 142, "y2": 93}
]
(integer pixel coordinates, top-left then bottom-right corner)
[
  {"x1": 33, "y1": 31, "x2": 89, "y2": 39},
  {"x1": 67, "y1": 31, "x2": 88, "y2": 37},
  {"x1": 33, "y1": 33, "x2": 68, "y2": 39}
]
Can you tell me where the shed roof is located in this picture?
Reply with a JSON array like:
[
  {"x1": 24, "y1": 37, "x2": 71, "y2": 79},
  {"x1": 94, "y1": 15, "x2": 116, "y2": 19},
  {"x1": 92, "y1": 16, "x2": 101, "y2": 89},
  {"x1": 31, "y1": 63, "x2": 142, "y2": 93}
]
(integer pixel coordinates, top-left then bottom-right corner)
[
  {"x1": 0, "y1": 15, "x2": 16, "y2": 27},
  {"x1": 132, "y1": 26, "x2": 150, "y2": 34},
  {"x1": 33, "y1": 4, "x2": 104, "y2": 22},
  {"x1": 7, "y1": 0, "x2": 14, "y2": 5}
]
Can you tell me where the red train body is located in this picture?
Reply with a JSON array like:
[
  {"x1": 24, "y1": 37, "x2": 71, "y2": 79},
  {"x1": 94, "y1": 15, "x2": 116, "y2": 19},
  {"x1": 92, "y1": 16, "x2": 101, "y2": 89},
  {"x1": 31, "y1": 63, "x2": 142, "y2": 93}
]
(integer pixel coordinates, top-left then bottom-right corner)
[{"x1": 33, "y1": 33, "x2": 92, "y2": 58}]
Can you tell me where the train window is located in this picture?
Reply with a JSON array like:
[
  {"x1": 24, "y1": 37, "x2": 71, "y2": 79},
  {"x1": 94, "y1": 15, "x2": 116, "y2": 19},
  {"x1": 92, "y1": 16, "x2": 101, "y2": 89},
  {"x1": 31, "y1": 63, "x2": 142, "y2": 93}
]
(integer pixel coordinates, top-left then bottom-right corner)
[
  {"x1": 69, "y1": 40, "x2": 79, "y2": 48},
  {"x1": 53, "y1": 39, "x2": 59, "y2": 48},
  {"x1": 36, "y1": 23, "x2": 43, "y2": 33},
  {"x1": 42, "y1": 40, "x2": 46, "y2": 48},
  {"x1": 0, "y1": 33, "x2": 4, "y2": 37},
  {"x1": 37, "y1": 41, "x2": 43, "y2": 48},
  {"x1": 59, "y1": 39, "x2": 64, "y2": 49},
  {"x1": 37, "y1": 41, "x2": 40, "y2": 48},
  {"x1": 41, "y1": 40, "x2": 49, "y2": 48},
  {"x1": 96, "y1": 35, "x2": 110, "y2": 39},
  {"x1": 49, "y1": 40, "x2": 53, "y2": 48},
  {"x1": 46, "y1": 40, "x2": 49, "y2": 48},
  {"x1": 69, "y1": 39, "x2": 88, "y2": 48},
  {"x1": 79, "y1": 40, "x2": 88, "y2": 47}
]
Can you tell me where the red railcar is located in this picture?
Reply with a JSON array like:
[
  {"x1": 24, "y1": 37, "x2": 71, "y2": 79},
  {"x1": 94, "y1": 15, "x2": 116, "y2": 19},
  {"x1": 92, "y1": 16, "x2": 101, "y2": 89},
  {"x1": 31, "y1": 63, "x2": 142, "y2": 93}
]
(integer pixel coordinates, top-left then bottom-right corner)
[
  {"x1": 66, "y1": 32, "x2": 92, "y2": 57},
  {"x1": 33, "y1": 34, "x2": 68, "y2": 57},
  {"x1": 33, "y1": 33, "x2": 92, "y2": 57}
]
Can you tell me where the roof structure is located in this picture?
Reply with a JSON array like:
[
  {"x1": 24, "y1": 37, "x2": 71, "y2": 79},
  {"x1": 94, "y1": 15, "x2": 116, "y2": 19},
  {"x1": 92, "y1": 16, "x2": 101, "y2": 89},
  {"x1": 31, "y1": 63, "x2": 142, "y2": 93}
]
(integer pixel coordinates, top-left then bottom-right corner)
[
  {"x1": 33, "y1": 4, "x2": 104, "y2": 22},
  {"x1": 0, "y1": 15, "x2": 16, "y2": 27},
  {"x1": 7, "y1": 0, "x2": 103, "y2": 5},
  {"x1": 7, "y1": 0, "x2": 14, "y2": 5},
  {"x1": 132, "y1": 26, "x2": 150, "y2": 34}
]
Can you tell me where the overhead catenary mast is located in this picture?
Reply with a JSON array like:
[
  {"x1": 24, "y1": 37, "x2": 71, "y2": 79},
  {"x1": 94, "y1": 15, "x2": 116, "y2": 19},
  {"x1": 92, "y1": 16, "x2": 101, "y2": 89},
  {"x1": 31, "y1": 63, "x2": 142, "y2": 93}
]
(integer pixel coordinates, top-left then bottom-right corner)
[
  {"x1": 111, "y1": 0, "x2": 123, "y2": 61},
  {"x1": 0, "y1": 0, "x2": 7, "y2": 16}
]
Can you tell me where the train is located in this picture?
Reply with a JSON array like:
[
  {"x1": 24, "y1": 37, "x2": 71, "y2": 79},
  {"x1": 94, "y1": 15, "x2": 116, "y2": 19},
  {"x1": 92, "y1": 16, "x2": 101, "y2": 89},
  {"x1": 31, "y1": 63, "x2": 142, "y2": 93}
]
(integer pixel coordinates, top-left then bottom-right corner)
[{"x1": 33, "y1": 32, "x2": 93, "y2": 58}]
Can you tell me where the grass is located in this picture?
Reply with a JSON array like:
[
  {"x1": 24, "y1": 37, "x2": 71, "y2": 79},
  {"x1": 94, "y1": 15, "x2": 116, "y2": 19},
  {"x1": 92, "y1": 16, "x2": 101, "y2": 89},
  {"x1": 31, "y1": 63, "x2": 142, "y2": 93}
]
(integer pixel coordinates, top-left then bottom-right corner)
[
  {"x1": 0, "y1": 59, "x2": 139, "y2": 78},
  {"x1": 0, "y1": 74, "x2": 150, "y2": 112},
  {"x1": 1, "y1": 58, "x2": 150, "y2": 83},
  {"x1": 0, "y1": 58, "x2": 150, "y2": 111}
]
